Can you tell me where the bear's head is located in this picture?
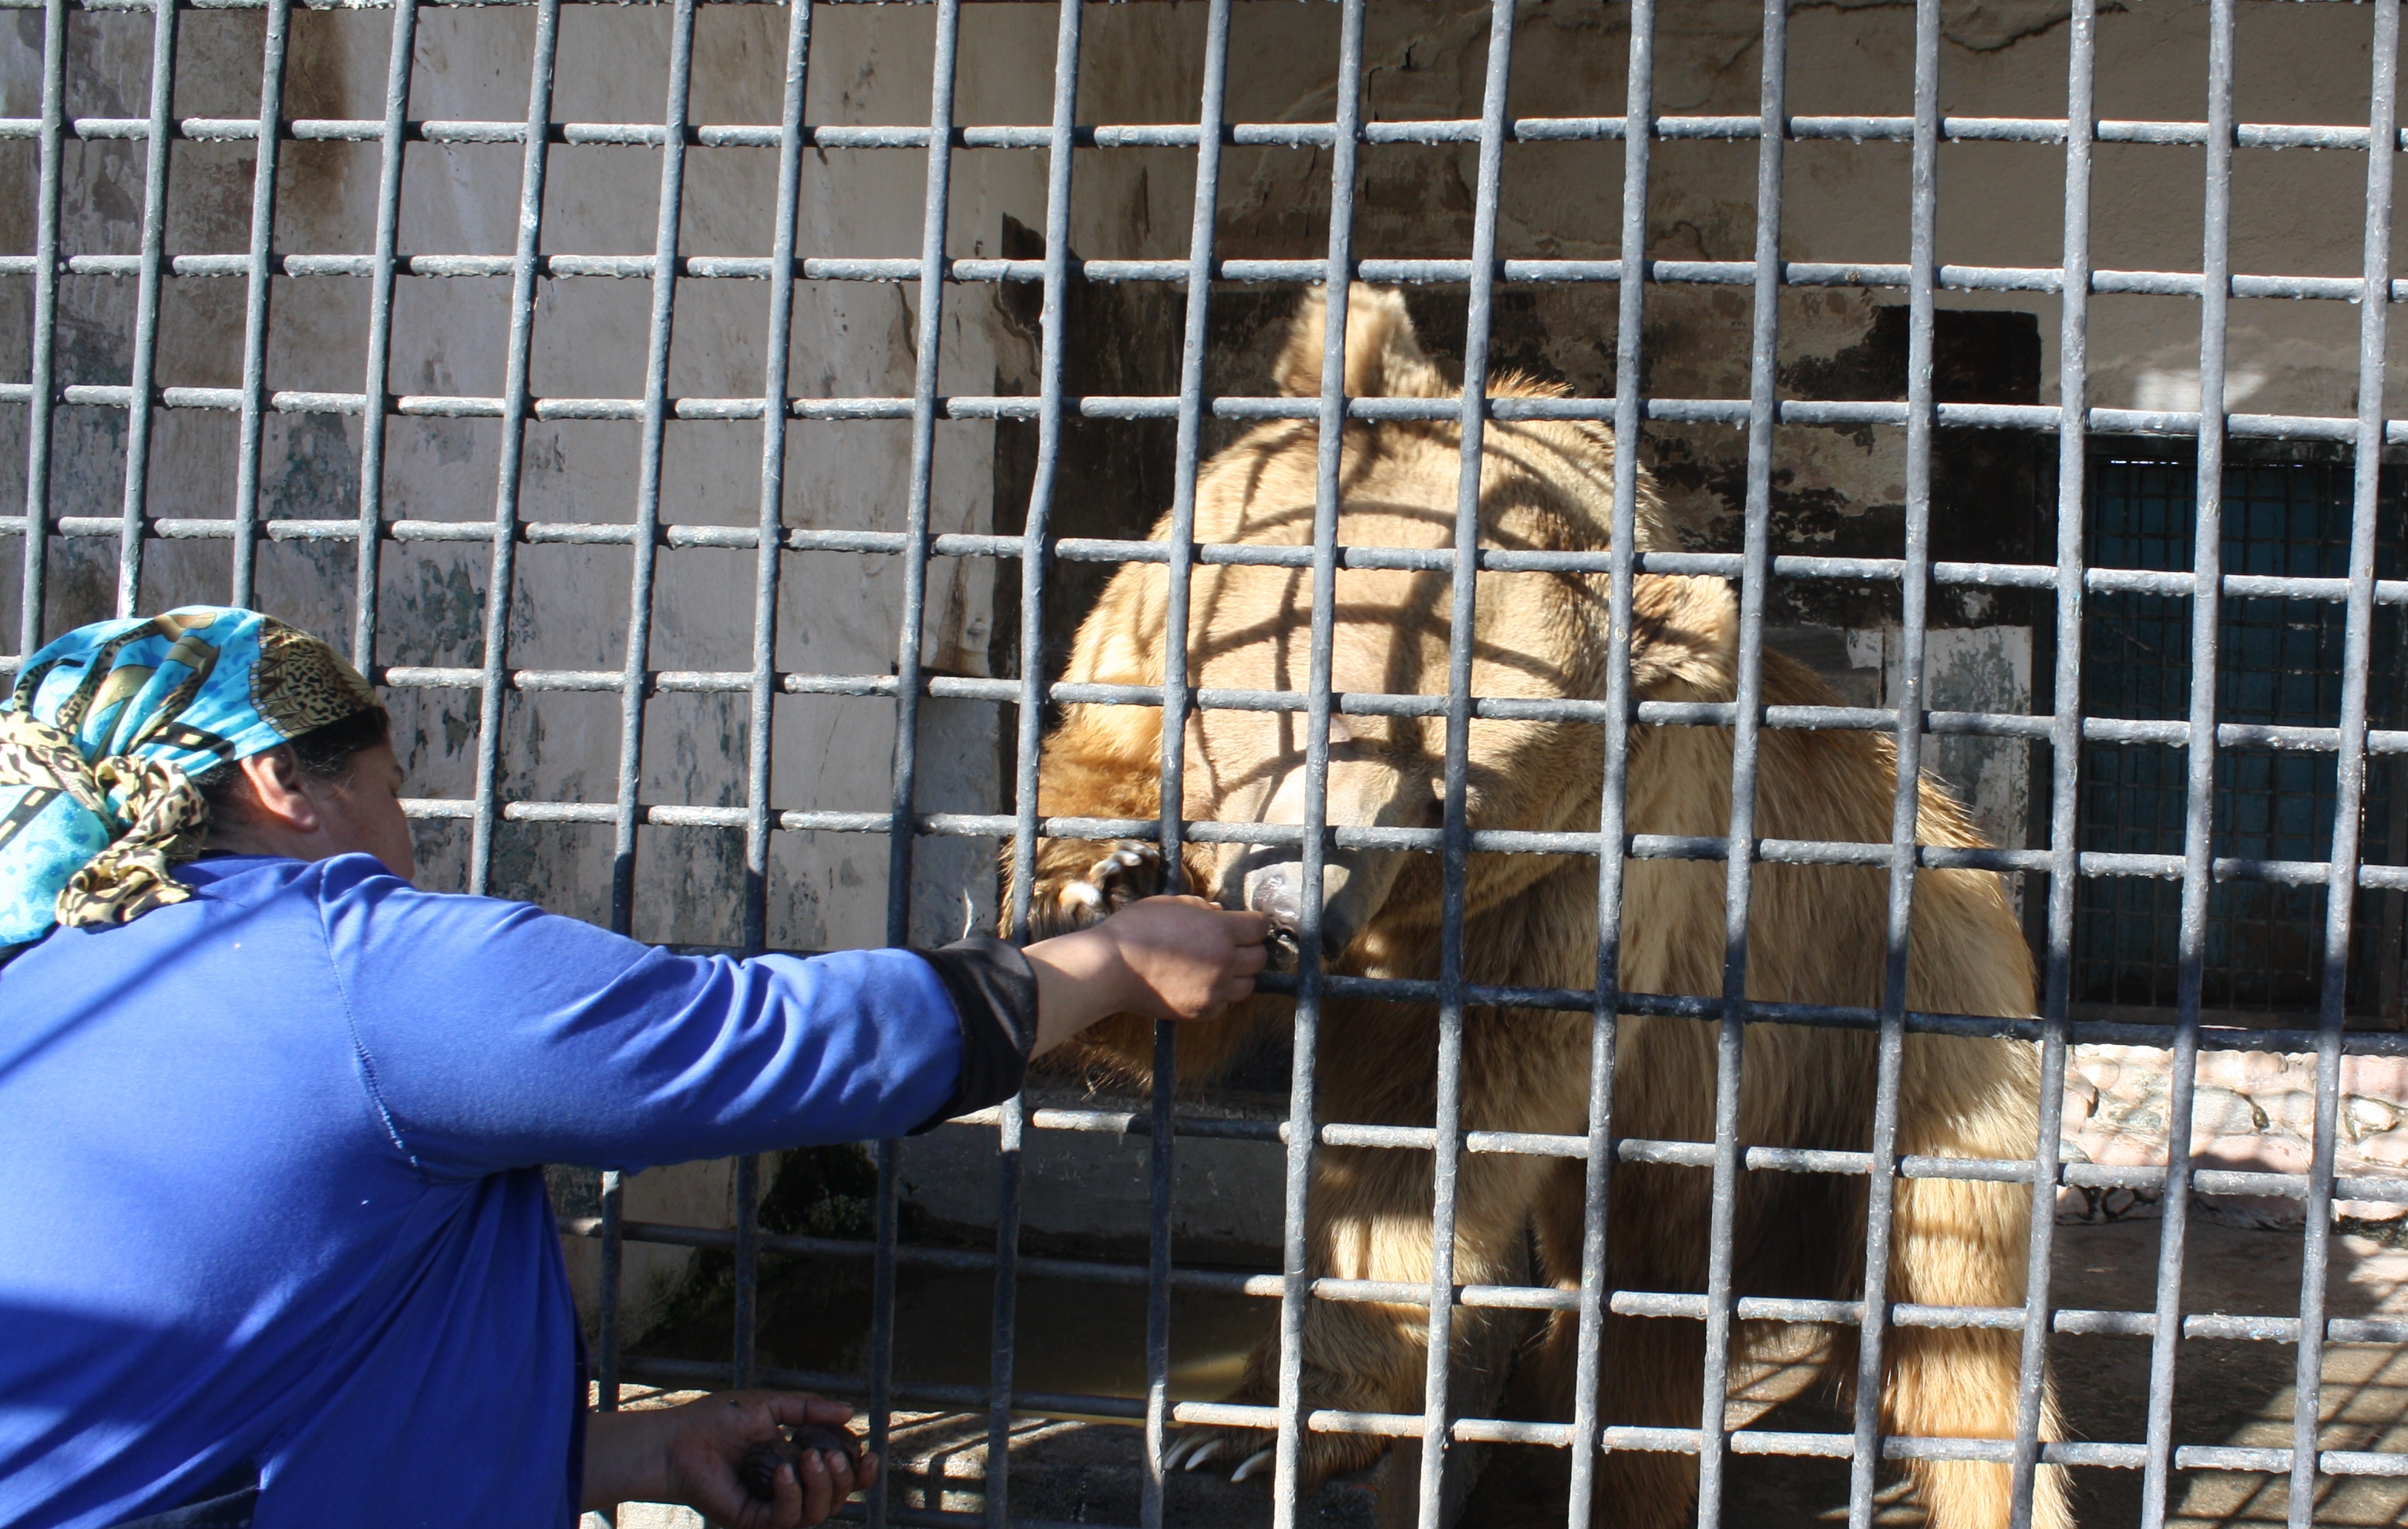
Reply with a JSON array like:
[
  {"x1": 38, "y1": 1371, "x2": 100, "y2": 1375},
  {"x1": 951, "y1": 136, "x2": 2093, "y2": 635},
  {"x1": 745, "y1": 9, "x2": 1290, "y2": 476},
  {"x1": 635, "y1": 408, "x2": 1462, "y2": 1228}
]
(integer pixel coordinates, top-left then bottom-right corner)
[{"x1": 1155, "y1": 286, "x2": 1696, "y2": 967}]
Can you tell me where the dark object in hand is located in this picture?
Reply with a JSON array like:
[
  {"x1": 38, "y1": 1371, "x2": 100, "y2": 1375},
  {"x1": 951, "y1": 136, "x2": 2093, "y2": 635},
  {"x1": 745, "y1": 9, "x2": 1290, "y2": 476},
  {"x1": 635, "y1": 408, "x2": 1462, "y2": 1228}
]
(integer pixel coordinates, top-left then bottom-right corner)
[{"x1": 738, "y1": 1424, "x2": 863, "y2": 1502}]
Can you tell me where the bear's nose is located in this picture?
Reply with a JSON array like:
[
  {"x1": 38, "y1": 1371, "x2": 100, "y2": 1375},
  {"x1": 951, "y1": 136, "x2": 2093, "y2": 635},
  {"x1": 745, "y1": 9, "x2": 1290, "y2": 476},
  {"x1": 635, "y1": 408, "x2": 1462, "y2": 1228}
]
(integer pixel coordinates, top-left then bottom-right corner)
[
  {"x1": 1243, "y1": 866, "x2": 1307, "y2": 973},
  {"x1": 1244, "y1": 859, "x2": 1381, "y2": 969},
  {"x1": 1246, "y1": 865, "x2": 1305, "y2": 932}
]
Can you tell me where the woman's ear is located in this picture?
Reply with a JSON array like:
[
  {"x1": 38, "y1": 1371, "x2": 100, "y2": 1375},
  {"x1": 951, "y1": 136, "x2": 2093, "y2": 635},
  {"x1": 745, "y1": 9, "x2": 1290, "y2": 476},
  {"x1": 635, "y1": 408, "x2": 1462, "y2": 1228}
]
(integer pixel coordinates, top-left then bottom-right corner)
[{"x1": 232, "y1": 746, "x2": 321, "y2": 834}]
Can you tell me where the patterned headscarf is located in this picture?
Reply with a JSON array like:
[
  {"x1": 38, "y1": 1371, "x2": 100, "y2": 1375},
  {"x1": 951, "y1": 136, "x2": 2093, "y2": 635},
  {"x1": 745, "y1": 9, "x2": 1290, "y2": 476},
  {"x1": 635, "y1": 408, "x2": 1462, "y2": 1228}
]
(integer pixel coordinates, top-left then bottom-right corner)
[{"x1": 0, "y1": 607, "x2": 382, "y2": 949}]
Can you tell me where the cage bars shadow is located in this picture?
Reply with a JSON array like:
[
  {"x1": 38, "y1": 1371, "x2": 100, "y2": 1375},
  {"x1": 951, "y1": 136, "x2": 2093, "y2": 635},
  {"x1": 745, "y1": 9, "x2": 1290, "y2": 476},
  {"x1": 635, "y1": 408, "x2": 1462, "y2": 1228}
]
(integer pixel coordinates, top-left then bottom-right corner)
[{"x1": 8, "y1": 2, "x2": 2408, "y2": 1528}]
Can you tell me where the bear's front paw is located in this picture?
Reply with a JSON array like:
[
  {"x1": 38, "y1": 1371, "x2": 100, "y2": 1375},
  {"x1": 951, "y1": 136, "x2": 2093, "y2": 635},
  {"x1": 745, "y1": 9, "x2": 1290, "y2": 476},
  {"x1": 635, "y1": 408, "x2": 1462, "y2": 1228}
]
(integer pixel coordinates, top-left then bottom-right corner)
[
  {"x1": 1162, "y1": 1425, "x2": 1278, "y2": 1484},
  {"x1": 1159, "y1": 1420, "x2": 1385, "y2": 1491},
  {"x1": 1030, "y1": 839, "x2": 1165, "y2": 939}
]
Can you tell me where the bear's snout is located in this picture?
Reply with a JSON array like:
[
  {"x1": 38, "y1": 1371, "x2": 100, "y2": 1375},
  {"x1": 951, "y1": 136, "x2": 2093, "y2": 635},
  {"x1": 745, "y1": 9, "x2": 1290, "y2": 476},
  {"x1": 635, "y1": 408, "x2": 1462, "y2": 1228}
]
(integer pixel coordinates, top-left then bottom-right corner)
[
  {"x1": 1245, "y1": 862, "x2": 1305, "y2": 930},
  {"x1": 1233, "y1": 852, "x2": 1391, "y2": 969},
  {"x1": 1243, "y1": 862, "x2": 1308, "y2": 972}
]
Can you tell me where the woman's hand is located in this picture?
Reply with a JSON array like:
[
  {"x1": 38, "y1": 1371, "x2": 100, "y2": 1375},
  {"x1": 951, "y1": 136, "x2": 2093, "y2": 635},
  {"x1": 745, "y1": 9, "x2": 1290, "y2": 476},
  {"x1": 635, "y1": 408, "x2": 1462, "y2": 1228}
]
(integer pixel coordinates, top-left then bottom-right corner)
[
  {"x1": 583, "y1": 1390, "x2": 879, "y2": 1527},
  {"x1": 1024, "y1": 895, "x2": 1272, "y2": 1054}
]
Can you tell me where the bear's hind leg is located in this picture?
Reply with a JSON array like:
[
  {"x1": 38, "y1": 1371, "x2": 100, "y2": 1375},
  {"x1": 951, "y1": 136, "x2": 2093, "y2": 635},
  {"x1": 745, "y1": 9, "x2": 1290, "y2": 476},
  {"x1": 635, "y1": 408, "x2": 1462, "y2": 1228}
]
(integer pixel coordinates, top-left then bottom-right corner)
[
  {"x1": 1161, "y1": 1142, "x2": 1438, "y2": 1490},
  {"x1": 1532, "y1": 1161, "x2": 1710, "y2": 1529},
  {"x1": 1160, "y1": 1272, "x2": 1420, "y2": 1487}
]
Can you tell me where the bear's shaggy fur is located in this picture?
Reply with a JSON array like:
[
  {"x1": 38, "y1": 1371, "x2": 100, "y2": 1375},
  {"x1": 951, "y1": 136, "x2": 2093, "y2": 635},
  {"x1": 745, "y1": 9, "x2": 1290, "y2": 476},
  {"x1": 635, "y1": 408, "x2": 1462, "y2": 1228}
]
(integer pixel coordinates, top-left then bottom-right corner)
[{"x1": 1021, "y1": 287, "x2": 2068, "y2": 1529}]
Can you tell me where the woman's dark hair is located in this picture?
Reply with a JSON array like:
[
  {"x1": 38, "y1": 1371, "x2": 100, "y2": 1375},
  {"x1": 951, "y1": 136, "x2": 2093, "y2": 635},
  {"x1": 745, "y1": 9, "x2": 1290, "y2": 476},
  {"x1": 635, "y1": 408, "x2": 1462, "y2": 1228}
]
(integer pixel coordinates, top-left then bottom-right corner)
[{"x1": 187, "y1": 708, "x2": 392, "y2": 824}]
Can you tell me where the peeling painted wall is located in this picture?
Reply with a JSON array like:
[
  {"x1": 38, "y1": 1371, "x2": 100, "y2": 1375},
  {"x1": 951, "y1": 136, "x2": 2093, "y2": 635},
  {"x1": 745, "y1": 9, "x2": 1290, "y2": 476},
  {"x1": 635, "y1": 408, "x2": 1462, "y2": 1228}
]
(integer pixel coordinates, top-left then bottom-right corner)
[
  {"x1": 0, "y1": 2, "x2": 1225, "y2": 950},
  {"x1": 1847, "y1": 622, "x2": 2033, "y2": 852},
  {"x1": 16, "y1": 0, "x2": 2400, "y2": 949}
]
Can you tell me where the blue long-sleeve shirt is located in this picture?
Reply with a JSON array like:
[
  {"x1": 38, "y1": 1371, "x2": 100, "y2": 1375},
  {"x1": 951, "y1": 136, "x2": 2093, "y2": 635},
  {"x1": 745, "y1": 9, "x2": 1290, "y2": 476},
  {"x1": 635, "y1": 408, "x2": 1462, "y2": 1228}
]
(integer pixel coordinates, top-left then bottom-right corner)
[{"x1": 0, "y1": 852, "x2": 1032, "y2": 1529}]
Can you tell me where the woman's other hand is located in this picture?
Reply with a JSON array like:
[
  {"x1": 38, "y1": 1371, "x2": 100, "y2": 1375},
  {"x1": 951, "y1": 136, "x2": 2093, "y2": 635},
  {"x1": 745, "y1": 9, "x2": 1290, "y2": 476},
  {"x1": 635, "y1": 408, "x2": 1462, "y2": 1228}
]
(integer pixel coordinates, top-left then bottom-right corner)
[{"x1": 583, "y1": 1390, "x2": 880, "y2": 1527}]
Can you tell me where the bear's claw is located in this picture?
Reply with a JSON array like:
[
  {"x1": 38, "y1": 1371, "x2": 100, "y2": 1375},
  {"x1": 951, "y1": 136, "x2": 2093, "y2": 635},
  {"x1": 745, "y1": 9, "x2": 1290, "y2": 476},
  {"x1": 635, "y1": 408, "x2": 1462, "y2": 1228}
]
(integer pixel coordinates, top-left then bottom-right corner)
[
  {"x1": 1159, "y1": 1416, "x2": 1384, "y2": 1490},
  {"x1": 1159, "y1": 1425, "x2": 1294, "y2": 1486},
  {"x1": 1048, "y1": 839, "x2": 1165, "y2": 927},
  {"x1": 1171, "y1": 1436, "x2": 1222, "y2": 1471}
]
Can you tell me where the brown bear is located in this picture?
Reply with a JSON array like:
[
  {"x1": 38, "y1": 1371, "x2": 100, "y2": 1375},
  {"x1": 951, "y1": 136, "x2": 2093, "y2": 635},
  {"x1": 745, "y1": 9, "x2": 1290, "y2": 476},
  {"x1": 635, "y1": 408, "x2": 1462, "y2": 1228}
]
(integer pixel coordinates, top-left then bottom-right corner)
[{"x1": 1018, "y1": 287, "x2": 2067, "y2": 1529}]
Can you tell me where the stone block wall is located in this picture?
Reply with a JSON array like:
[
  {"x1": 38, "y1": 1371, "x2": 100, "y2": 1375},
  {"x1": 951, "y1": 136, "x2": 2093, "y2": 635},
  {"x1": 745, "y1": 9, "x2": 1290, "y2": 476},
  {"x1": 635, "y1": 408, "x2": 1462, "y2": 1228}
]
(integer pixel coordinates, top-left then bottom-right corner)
[{"x1": 2063, "y1": 1045, "x2": 2408, "y2": 1227}]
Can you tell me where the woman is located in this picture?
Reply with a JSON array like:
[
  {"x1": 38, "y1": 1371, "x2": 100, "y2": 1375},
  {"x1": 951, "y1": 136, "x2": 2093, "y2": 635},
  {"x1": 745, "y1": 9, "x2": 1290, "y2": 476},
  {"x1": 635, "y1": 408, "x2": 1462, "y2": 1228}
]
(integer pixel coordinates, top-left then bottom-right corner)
[{"x1": 0, "y1": 607, "x2": 1267, "y2": 1529}]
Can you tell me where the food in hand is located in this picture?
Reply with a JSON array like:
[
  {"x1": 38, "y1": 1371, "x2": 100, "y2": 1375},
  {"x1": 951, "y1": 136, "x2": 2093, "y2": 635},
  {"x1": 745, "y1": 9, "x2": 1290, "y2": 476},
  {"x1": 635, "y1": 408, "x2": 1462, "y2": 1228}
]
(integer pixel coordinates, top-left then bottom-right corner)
[{"x1": 737, "y1": 1423, "x2": 863, "y2": 1502}]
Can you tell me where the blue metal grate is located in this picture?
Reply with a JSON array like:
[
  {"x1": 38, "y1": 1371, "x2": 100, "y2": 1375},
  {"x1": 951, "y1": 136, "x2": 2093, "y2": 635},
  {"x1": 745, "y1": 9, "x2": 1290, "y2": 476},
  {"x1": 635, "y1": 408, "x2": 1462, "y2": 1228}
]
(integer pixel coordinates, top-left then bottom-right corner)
[{"x1": 2077, "y1": 453, "x2": 2408, "y2": 1018}]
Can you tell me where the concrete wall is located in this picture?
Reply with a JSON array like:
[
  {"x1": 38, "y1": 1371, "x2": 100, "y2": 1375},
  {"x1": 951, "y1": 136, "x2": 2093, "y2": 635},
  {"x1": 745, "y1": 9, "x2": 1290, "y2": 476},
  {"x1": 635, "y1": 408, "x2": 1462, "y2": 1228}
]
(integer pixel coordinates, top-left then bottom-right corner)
[
  {"x1": 0, "y1": 0, "x2": 1236, "y2": 921},
  {"x1": 0, "y1": 0, "x2": 1176, "y2": 1339}
]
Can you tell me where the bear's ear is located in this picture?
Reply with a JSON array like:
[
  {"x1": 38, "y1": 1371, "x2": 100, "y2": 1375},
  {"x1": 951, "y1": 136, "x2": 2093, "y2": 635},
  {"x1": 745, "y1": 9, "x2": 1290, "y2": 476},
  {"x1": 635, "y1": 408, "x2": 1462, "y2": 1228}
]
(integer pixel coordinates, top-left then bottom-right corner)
[{"x1": 1272, "y1": 284, "x2": 1450, "y2": 401}]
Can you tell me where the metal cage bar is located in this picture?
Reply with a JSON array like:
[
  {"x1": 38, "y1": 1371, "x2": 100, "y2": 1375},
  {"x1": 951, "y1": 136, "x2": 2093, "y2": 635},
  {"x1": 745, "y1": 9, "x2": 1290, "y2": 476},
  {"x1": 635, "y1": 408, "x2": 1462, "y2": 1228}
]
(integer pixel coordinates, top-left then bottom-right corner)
[
  {"x1": 600, "y1": 0, "x2": 713, "y2": 1414},
  {"x1": 466, "y1": 0, "x2": 558, "y2": 899},
  {"x1": 2008, "y1": 5, "x2": 2097, "y2": 1525},
  {"x1": 14, "y1": 0, "x2": 59, "y2": 647},
  {"x1": 2290, "y1": 8, "x2": 2402, "y2": 1527},
  {"x1": 866, "y1": 4, "x2": 963, "y2": 1521},
  {"x1": 109, "y1": 0, "x2": 170, "y2": 617},
  {"x1": 1697, "y1": 0, "x2": 1782, "y2": 1519},
  {"x1": 350, "y1": 0, "x2": 415, "y2": 666},
  {"x1": 2139, "y1": 3, "x2": 2237, "y2": 1524},
  {"x1": 731, "y1": 0, "x2": 816, "y2": 1403},
  {"x1": 987, "y1": 0, "x2": 1085, "y2": 1519},
  {"x1": 31, "y1": 382, "x2": 2408, "y2": 445},
  {"x1": 613, "y1": 0, "x2": 696, "y2": 939},
  {"x1": 1565, "y1": 0, "x2": 1656, "y2": 1517},
  {"x1": 225, "y1": 0, "x2": 291, "y2": 608},
  {"x1": 1142, "y1": 0, "x2": 1232, "y2": 1521},
  {"x1": 1414, "y1": 2, "x2": 1514, "y2": 1522},
  {"x1": 30, "y1": 99, "x2": 2408, "y2": 159},
  {"x1": 1842, "y1": 4, "x2": 1942, "y2": 1524},
  {"x1": 1268, "y1": 5, "x2": 1364, "y2": 1522}
]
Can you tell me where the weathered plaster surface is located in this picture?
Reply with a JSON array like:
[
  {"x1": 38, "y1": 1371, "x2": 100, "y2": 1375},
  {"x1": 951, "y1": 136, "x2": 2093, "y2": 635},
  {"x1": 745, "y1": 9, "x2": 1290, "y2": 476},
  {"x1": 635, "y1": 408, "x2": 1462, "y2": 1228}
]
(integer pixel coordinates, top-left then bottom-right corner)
[{"x1": 1846, "y1": 622, "x2": 2033, "y2": 851}]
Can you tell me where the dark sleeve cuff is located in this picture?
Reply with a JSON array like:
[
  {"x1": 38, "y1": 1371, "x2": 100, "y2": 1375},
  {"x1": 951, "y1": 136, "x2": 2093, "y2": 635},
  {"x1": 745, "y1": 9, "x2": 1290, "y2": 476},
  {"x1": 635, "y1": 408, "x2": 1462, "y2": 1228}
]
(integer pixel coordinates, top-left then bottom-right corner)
[{"x1": 912, "y1": 935, "x2": 1039, "y2": 1132}]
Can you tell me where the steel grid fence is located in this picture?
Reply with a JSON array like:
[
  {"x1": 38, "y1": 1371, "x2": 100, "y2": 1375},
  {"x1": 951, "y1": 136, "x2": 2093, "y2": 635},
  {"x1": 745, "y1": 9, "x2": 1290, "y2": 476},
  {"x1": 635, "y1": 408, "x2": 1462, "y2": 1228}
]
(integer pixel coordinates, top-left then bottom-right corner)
[{"x1": 8, "y1": 1, "x2": 2408, "y2": 1527}]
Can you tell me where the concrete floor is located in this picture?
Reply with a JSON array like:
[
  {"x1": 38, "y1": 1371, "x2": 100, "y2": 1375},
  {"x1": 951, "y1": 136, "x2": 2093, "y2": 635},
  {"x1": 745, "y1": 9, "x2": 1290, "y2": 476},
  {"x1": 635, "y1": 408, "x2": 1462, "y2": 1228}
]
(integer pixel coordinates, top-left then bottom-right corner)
[
  {"x1": 596, "y1": 1221, "x2": 2408, "y2": 1529},
  {"x1": 2037, "y1": 1221, "x2": 2408, "y2": 1529},
  {"x1": 1468, "y1": 1221, "x2": 2408, "y2": 1529}
]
